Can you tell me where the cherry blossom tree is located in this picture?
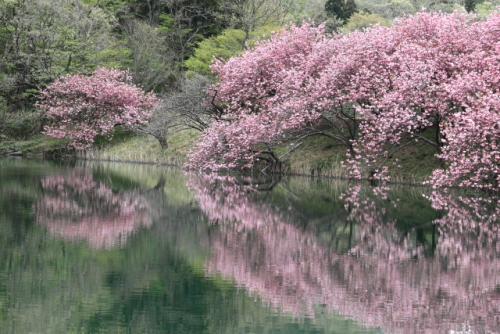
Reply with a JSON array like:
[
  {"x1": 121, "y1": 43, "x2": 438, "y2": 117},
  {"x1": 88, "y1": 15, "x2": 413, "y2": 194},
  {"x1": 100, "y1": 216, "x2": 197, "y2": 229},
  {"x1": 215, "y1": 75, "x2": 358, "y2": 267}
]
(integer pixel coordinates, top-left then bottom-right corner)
[
  {"x1": 188, "y1": 10, "x2": 500, "y2": 190},
  {"x1": 37, "y1": 67, "x2": 158, "y2": 150},
  {"x1": 425, "y1": 12, "x2": 500, "y2": 190},
  {"x1": 338, "y1": 10, "x2": 500, "y2": 184},
  {"x1": 187, "y1": 23, "x2": 343, "y2": 171}
]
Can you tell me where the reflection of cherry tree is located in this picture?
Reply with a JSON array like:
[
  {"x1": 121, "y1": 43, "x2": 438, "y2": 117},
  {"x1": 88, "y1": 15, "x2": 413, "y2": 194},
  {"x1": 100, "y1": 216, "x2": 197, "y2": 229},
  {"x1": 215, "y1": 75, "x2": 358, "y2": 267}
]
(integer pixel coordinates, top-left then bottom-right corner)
[
  {"x1": 188, "y1": 175, "x2": 500, "y2": 333},
  {"x1": 426, "y1": 191, "x2": 500, "y2": 271},
  {"x1": 341, "y1": 185, "x2": 427, "y2": 264},
  {"x1": 35, "y1": 169, "x2": 150, "y2": 249}
]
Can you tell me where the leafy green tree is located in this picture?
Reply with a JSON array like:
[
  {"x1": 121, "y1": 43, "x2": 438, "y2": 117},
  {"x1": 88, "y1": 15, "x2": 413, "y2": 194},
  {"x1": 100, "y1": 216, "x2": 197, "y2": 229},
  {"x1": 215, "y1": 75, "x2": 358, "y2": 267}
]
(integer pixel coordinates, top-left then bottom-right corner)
[
  {"x1": 344, "y1": 0, "x2": 358, "y2": 20},
  {"x1": 475, "y1": 0, "x2": 500, "y2": 16},
  {"x1": 355, "y1": 0, "x2": 415, "y2": 20},
  {"x1": 289, "y1": 0, "x2": 326, "y2": 23},
  {"x1": 464, "y1": 0, "x2": 476, "y2": 12},
  {"x1": 325, "y1": 0, "x2": 358, "y2": 22},
  {"x1": 354, "y1": 0, "x2": 483, "y2": 20},
  {"x1": 218, "y1": 0, "x2": 293, "y2": 40},
  {"x1": 0, "y1": 0, "x2": 117, "y2": 109},
  {"x1": 184, "y1": 29, "x2": 248, "y2": 75},
  {"x1": 289, "y1": 0, "x2": 344, "y2": 33},
  {"x1": 123, "y1": 19, "x2": 177, "y2": 91},
  {"x1": 184, "y1": 26, "x2": 279, "y2": 75},
  {"x1": 82, "y1": 0, "x2": 134, "y2": 19},
  {"x1": 325, "y1": 0, "x2": 344, "y2": 19}
]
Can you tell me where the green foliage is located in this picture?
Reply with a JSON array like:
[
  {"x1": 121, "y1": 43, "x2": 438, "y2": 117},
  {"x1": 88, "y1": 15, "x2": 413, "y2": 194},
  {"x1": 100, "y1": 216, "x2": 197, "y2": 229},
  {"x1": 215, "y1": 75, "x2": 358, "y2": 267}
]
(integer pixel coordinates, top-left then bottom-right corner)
[
  {"x1": 344, "y1": 0, "x2": 358, "y2": 20},
  {"x1": 465, "y1": 0, "x2": 477, "y2": 12},
  {"x1": 354, "y1": 0, "x2": 412, "y2": 20},
  {"x1": 93, "y1": 126, "x2": 136, "y2": 148},
  {"x1": 158, "y1": 13, "x2": 174, "y2": 31},
  {"x1": 325, "y1": 0, "x2": 344, "y2": 19},
  {"x1": 342, "y1": 12, "x2": 390, "y2": 32},
  {"x1": 0, "y1": 24, "x2": 7, "y2": 56},
  {"x1": 124, "y1": 19, "x2": 176, "y2": 91},
  {"x1": 353, "y1": 0, "x2": 493, "y2": 20},
  {"x1": 93, "y1": 40, "x2": 132, "y2": 69},
  {"x1": 185, "y1": 26, "x2": 280, "y2": 76},
  {"x1": 289, "y1": 0, "x2": 331, "y2": 25},
  {"x1": 0, "y1": 0, "x2": 118, "y2": 108},
  {"x1": 82, "y1": 0, "x2": 138, "y2": 21},
  {"x1": 1, "y1": 110, "x2": 41, "y2": 140},
  {"x1": 0, "y1": 97, "x2": 6, "y2": 116},
  {"x1": 475, "y1": 0, "x2": 500, "y2": 15},
  {"x1": 185, "y1": 29, "x2": 247, "y2": 75},
  {"x1": 325, "y1": 0, "x2": 358, "y2": 22}
]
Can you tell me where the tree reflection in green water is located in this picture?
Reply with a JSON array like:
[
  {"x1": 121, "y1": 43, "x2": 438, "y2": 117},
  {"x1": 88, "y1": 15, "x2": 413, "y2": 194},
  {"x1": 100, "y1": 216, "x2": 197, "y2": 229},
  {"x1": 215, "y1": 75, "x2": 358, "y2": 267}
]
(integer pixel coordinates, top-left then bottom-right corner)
[
  {"x1": 0, "y1": 158, "x2": 380, "y2": 334},
  {"x1": 189, "y1": 174, "x2": 500, "y2": 334}
]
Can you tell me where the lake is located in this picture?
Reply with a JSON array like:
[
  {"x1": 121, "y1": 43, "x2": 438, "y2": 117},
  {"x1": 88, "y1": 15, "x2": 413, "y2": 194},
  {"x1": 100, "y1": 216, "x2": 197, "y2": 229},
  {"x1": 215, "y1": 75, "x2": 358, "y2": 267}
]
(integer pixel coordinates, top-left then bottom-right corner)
[{"x1": 0, "y1": 158, "x2": 498, "y2": 334}]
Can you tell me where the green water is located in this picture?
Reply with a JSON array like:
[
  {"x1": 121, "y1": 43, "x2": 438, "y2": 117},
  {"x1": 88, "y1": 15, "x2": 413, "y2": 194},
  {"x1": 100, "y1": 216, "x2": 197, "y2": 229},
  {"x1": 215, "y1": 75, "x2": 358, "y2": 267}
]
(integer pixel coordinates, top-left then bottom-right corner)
[{"x1": 0, "y1": 158, "x2": 498, "y2": 334}]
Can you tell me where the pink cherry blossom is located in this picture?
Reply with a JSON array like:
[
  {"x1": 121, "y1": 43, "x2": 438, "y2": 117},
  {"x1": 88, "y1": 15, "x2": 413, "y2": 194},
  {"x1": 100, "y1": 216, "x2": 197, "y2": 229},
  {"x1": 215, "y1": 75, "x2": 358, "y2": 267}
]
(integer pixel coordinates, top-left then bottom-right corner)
[{"x1": 37, "y1": 67, "x2": 158, "y2": 150}]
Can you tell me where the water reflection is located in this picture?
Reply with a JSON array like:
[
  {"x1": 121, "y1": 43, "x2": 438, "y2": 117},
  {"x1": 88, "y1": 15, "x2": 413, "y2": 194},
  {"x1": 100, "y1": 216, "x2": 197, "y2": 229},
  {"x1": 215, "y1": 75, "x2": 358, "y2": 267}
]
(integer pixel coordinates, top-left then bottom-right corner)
[
  {"x1": 34, "y1": 168, "x2": 151, "y2": 248},
  {"x1": 1, "y1": 160, "x2": 376, "y2": 334},
  {"x1": 187, "y1": 174, "x2": 500, "y2": 333},
  {"x1": 2, "y1": 158, "x2": 499, "y2": 333}
]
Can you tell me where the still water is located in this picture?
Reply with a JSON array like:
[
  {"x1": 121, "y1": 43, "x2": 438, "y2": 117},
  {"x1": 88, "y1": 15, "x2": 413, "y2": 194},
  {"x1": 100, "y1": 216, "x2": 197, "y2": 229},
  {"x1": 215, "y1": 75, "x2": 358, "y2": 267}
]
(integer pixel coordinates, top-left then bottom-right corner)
[{"x1": 0, "y1": 158, "x2": 499, "y2": 334}]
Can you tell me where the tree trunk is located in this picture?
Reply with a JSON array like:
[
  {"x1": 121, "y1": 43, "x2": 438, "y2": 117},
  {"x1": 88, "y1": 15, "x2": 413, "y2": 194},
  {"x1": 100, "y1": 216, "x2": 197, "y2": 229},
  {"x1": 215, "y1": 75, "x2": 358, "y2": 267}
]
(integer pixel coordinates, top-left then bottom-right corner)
[
  {"x1": 267, "y1": 161, "x2": 283, "y2": 174},
  {"x1": 156, "y1": 135, "x2": 168, "y2": 149}
]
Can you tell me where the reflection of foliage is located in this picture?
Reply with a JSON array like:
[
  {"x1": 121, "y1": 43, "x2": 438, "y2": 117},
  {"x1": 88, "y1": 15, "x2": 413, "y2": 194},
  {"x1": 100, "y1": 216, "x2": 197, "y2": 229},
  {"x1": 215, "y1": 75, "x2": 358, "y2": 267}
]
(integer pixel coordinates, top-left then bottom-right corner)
[
  {"x1": 0, "y1": 160, "x2": 378, "y2": 334},
  {"x1": 188, "y1": 174, "x2": 500, "y2": 333},
  {"x1": 34, "y1": 168, "x2": 151, "y2": 248}
]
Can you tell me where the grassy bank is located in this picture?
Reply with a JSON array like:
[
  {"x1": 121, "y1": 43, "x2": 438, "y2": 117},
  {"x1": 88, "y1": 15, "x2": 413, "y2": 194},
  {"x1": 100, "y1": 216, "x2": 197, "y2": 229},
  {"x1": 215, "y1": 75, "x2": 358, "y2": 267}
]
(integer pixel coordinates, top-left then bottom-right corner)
[
  {"x1": 79, "y1": 129, "x2": 200, "y2": 166},
  {"x1": 81, "y1": 131, "x2": 442, "y2": 183},
  {"x1": 255, "y1": 130, "x2": 443, "y2": 184},
  {"x1": 0, "y1": 127, "x2": 443, "y2": 184},
  {"x1": 0, "y1": 135, "x2": 68, "y2": 156}
]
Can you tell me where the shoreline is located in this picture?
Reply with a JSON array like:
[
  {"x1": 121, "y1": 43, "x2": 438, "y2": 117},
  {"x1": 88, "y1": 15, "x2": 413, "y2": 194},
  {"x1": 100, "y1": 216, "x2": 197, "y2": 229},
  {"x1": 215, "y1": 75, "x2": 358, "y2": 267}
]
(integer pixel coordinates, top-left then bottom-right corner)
[
  {"x1": 0, "y1": 131, "x2": 456, "y2": 190},
  {"x1": 0, "y1": 151, "x2": 435, "y2": 189}
]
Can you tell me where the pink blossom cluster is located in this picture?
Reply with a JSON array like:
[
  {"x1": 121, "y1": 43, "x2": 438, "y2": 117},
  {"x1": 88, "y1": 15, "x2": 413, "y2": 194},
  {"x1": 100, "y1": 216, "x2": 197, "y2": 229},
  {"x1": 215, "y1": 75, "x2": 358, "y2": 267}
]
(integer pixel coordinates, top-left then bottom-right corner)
[
  {"x1": 189, "y1": 10, "x2": 500, "y2": 190},
  {"x1": 187, "y1": 174, "x2": 500, "y2": 333},
  {"x1": 37, "y1": 68, "x2": 158, "y2": 149}
]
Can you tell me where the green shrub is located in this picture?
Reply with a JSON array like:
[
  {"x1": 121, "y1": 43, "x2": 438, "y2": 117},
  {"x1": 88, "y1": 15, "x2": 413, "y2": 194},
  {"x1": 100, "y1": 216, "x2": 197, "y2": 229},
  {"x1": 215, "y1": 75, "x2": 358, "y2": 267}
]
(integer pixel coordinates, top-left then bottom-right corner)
[{"x1": 1, "y1": 109, "x2": 42, "y2": 140}]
